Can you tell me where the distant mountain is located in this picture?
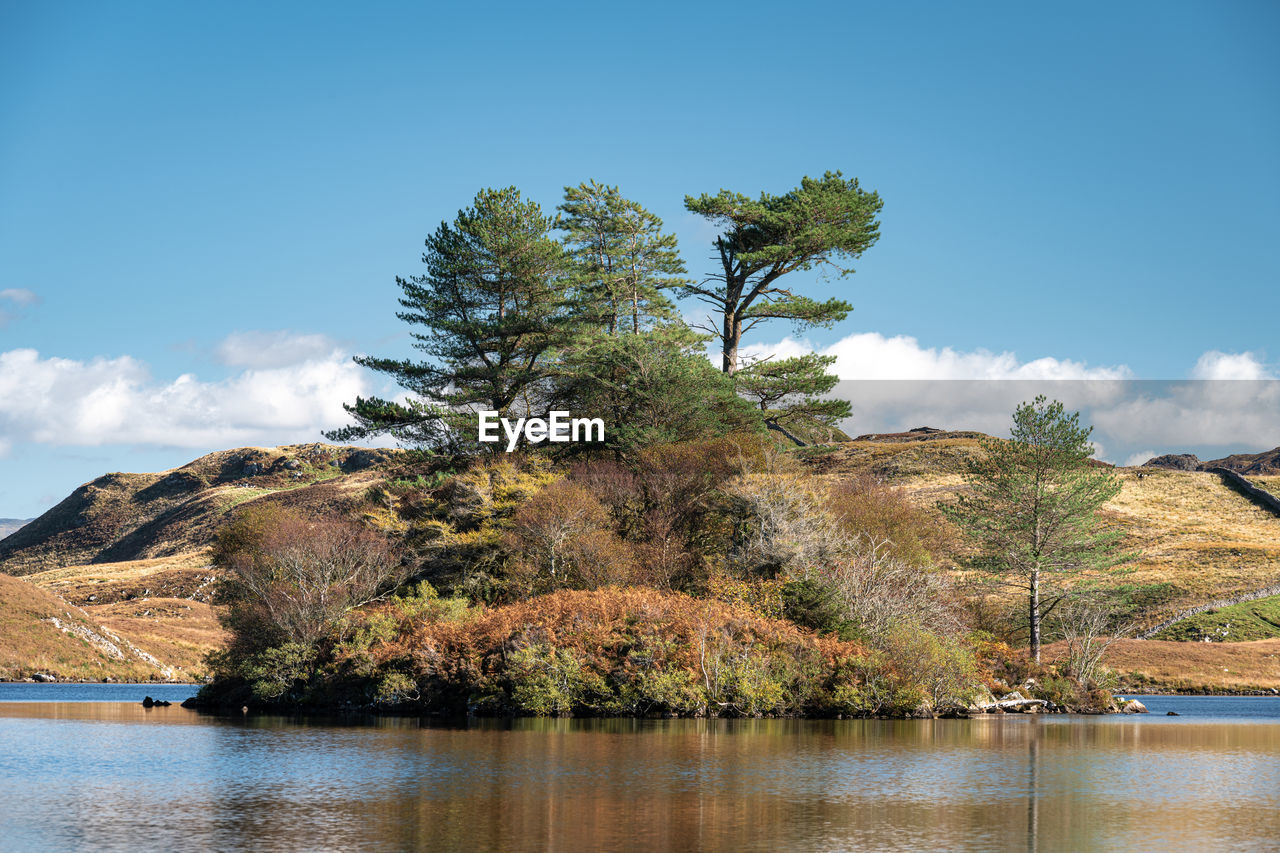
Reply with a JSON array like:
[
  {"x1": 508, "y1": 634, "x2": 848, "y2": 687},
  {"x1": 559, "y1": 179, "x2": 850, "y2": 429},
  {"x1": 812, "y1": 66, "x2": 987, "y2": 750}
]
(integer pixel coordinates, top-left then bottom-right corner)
[
  {"x1": 1144, "y1": 446, "x2": 1280, "y2": 475},
  {"x1": 1202, "y1": 447, "x2": 1280, "y2": 475},
  {"x1": 0, "y1": 519, "x2": 30, "y2": 539}
]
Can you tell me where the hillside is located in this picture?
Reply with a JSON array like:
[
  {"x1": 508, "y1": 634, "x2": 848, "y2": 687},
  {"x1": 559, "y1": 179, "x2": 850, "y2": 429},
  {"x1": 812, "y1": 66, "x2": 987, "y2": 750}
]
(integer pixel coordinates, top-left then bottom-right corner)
[
  {"x1": 0, "y1": 443, "x2": 406, "y2": 682},
  {"x1": 3, "y1": 431, "x2": 1279, "y2": 689},
  {"x1": 1145, "y1": 446, "x2": 1280, "y2": 475},
  {"x1": 0, "y1": 572, "x2": 223, "y2": 681},
  {"x1": 799, "y1": 431, "x2": 1280, "y2": 630},
  {"x1": 0, "y1": 443, "x2": 403, "y2": 576}
]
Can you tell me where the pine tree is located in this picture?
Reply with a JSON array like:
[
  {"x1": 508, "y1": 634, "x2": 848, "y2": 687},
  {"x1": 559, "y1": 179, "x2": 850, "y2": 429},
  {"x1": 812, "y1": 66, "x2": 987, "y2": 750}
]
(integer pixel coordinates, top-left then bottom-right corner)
[
  {"x1": 683, "y1": 171, "x2": 882, "y2": 374},
  {"x1": 327, "y1": 187, "x2": 572, "y2": 448},
  {"x1": 558, "y1": 180, "x2": 687, "y2": 335},
  {"x1": 943, "y1": 397, "x2": 1126, "y2": 663},
  {"x1": 552, "y1": 325, "x2": 762, "y2": 453},
  {"x1": 734, "y1": 354, "x2": 850, "y2": 445}
]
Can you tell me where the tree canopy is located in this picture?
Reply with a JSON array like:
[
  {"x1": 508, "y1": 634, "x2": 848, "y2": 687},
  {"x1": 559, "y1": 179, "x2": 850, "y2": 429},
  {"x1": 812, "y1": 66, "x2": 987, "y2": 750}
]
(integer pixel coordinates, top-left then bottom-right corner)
[
  {"x1": 327, "y1": 186, "x2": 573, "y2": 448},
  {"x1": 558, "y1": 180, "x2": 687, "y2": 335},
  {"x1": 683, "y1": 171, "x2": 882, "y2": 374},
  {"x1": 943, "y1": 397, "x2": 1126, "y2": 663},
  {"x1": 734, "y1": 354, "x2": 850, "y2": 445}
]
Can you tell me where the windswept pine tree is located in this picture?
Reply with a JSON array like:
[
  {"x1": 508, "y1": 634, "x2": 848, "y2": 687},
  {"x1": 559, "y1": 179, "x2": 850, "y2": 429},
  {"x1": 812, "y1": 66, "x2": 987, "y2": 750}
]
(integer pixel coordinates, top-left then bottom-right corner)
[
  {"x1": 684, "y1": 171, "x2": 882, "y2": 374},
  {"x1": 327, "y1": 187, "x2": 573, "y2": 448},
  {"x1": 558, "y1": 180, "x2": 688, "y2": 335}
]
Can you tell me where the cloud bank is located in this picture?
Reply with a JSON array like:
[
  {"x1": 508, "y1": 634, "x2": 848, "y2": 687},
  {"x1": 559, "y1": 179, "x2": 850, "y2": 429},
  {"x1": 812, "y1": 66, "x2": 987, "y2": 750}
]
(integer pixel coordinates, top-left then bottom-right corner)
[
  {"x1": 739, "y1": 331, "x2": 1132, "y2": 380},
  {"x1": 740, "y1": 332, "x2": 1279, "y2": 461},
  {"x1": 0, "y1": 332, "x2": 370, "y2": 452}
]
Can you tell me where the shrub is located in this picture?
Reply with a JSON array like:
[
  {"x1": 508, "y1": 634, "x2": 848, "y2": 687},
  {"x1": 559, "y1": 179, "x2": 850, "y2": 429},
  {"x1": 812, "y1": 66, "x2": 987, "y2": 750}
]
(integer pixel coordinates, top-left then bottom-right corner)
[
  {"x1": 722, "y1": 460, "x2": 963, "y2": 643},
  {"x1": 504, "y1": 481, "x2": 638, "y2": 595},
  {"x1": 780, "y1": 578, "x2": 857, "y2": 640},
  {"x1": 506, "y1": 643, "x2": 610, "y2": 715},
  {"x1": 239, "y1": 643, "x2": 317, "y2": 703},
  {"x1": 828, "y1": 474, "x2": 954, "y2": 567},
  {"x1": 213, "y1": 505, "x2": 408, "y2": 654}
]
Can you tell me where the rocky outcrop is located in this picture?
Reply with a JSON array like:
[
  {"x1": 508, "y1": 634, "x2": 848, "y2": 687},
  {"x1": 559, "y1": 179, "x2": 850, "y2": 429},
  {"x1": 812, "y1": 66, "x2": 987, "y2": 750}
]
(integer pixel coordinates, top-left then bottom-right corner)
[
  {"x1": 1143, "y1": 453, "x2": 1202, "y2": 471},
  {"x1": 1142, "y1": 447, "x2": 1280, "y2": 476}
]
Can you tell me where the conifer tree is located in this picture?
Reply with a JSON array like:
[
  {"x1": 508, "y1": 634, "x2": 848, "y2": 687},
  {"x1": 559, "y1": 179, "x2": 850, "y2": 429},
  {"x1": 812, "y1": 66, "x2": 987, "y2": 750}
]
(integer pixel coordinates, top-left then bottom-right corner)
[
  {"x1": 558, "y1": 180, "x2": 688, "y2": 334},
  {"x1": 734, "y1": 354, "x2": 850, "y2": 445},
  {"x1": 684, "y1": 171, "x2": 882, "y2": 374},
  {"x1": 327, "y1": 187, "x2": 572, "y2": 448},
  {"x1": 943, "y1": 397, "x2": 1126, "y2": 663}
]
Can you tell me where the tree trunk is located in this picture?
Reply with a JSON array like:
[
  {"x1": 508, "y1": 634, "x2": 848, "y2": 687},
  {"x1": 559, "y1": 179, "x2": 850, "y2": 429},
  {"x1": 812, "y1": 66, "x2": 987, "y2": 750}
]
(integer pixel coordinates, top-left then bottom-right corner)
[
  {"x1": 722, "y1": 312, "x2": 741, "y2": 374},
  {"x1": 1029, "y1": 564, "x2": 1041, "y2": 664}
]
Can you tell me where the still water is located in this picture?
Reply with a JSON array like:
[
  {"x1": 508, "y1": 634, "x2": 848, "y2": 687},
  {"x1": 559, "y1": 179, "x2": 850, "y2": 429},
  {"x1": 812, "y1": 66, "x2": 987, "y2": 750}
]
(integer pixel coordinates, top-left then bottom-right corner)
[{"x1": 1, "y1": 687, "x2": 1277, "y2": 852}]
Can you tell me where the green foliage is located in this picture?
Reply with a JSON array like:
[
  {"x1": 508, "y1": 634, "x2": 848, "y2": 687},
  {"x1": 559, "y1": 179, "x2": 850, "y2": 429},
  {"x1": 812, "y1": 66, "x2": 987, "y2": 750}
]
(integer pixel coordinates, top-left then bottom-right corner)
[
  {"x1": 735, "y1": 353, "x2": 850, "y2": 445},
  {"x1": 683, "y1": 171, "x2": 882, "y2": 373},
  {"x1": 559, "y1": 180, "x2": 687, "y2": 334},
  {"x1": 780, "y1": 578, "x2": 859, "y2": 640},
  {"x1": 507, "y1": 643, "x2": 610, "y2": 715},
  {"x1": 373, "y1": 671, "x2": 421, "y2": 706},
  {"x1": 943, "y1": 396, "x2": 1126, "y2": 661},
  {"x1": 240, "y1": 643, "x2": 317, "y2": 703},
  {"x1": 832, "y1": 627, "x2": 977, "y2": 715},
  {"x1": 328, "y1": 186, "x2": 574, "y2": 448},
  {"x1": 392, "y1": 581, "x2": 471, "y2": 623},
  {"x1": 553, "y1": 326, "x2": 764, "y2": 453}
]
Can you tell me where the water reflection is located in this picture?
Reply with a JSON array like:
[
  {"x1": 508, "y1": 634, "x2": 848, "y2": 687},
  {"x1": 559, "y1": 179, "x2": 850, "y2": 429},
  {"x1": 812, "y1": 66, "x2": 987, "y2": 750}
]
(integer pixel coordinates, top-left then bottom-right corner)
[{"x1": 0, "y1": 707, "x2": 1277, "y2": 852}]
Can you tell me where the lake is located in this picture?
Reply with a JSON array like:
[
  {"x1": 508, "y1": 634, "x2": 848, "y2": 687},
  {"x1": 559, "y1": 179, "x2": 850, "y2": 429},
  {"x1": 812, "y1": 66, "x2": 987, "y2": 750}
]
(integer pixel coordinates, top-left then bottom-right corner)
[{"x1": 1, "y1": 686, "x2": 1278, "y2": 852}]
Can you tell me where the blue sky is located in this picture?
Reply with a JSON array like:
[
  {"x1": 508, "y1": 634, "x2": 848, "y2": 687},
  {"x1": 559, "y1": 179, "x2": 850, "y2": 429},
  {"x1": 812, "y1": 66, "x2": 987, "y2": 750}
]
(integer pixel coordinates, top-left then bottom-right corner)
[{"x1": 1, "y1": 1, "x2": 1278, "y2": 518}]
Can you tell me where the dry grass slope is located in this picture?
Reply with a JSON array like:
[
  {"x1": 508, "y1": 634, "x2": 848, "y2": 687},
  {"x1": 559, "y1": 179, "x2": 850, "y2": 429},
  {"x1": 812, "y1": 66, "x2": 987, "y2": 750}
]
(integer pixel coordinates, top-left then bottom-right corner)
[
  {"x1": 0, "y1": 573, "x2": 221, "y2": 682},
  {"x1": 1049, "y1": 638, "x2": 1280, "y2": 692},
  {"x1": 805, "y1": 434, "x2": 1280, "y2": 629}
]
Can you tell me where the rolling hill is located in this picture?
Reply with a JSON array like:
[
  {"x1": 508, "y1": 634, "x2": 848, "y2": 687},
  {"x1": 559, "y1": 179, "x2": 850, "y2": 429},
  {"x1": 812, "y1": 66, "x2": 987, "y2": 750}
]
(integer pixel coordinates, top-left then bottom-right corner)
[
  {"x1": 2, "y1": 432, "x2": 1278, "y2": 688},
  {"x1": 0, "y1": 519, "x2": 30, "y2": 539},
  {"x1": 0, "y1": 443, "x2": 405, "y2": 682}
]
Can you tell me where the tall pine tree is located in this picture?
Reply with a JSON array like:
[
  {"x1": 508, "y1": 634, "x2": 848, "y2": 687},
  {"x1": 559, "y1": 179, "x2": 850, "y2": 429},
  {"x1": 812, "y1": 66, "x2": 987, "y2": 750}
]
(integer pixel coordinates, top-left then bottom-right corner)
[{"x1": 327, "y1": 187, "x2": 572, "y2": 448}]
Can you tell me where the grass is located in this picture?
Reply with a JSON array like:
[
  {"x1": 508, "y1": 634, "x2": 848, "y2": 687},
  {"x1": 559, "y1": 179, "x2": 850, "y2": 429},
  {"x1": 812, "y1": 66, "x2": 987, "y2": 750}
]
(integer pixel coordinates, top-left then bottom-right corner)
[
  {"x1": 1152, "y1": 594, "x2": 1280, "y2": 642},
  {"x1": 874, "y1": 462, "x2": 1280, "y2": 627},
  {"x1": 5, "y1": 555, "x2": 228, "y2": 681},
  {"x1": 87, "y1": 597, "x2": 226, "y2": 676},
  {"x1": 1251, "y1": 475, "x2": 1280, "y2": 495},
  {"x1": 0, "y1": 442, "x2": 405, "y2": 575},
  {"x1": 802, "y1": 438, "x2": 1280, "y2": 632},
  {"x1": 24, "y1": 553, "x2": 214, "y2": 605},
  {"x1": 0, "y1": 574, "x2": 189, "y2": 682},
  {"x1": 1047, "y1": 638, "x2": 1280, "y2": 693},
  {"x1": 803, "y1": 435, "x2": 986, "y2": 482}
]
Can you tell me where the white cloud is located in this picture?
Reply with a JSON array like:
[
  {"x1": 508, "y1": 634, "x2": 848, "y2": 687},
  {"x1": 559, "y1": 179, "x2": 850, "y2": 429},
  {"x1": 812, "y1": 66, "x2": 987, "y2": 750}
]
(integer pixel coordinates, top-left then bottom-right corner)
[
  {"x1": 740, "y1": 331, "x2": 1132, "y2": 380},
  {"x1": 1189, "y1": 350, "x2": 1273, "y2": 380},
  {"x1": 0, "y1": 288, "x2": 39, "y2": 307},
  {"x1": 0, "y1": 333, "x2": 372, "y2": 449},
  {"x1": 1122, "y1": 450, "x2": 1157, "y2": 468},
  {"x1": 216, "y1": 330, "x2": 343, "y2": 369},
  {"x1": 1090, "y1": 380, "x2": 1280, "y2": 449}
]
